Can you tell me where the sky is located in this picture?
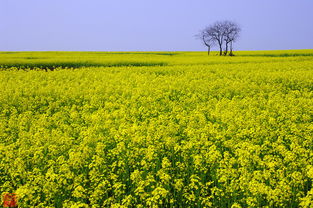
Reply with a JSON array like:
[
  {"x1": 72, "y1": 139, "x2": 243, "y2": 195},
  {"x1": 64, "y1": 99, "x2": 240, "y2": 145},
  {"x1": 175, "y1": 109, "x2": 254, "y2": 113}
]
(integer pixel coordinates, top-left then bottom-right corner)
[{"x1": 1, "y1": 0, "x2": 313, "y2": 51}]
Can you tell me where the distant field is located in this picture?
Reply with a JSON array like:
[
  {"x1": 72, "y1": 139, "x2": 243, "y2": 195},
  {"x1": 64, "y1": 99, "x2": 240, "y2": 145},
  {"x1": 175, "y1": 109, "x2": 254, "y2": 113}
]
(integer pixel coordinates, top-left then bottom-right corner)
[
  {"x1": 0, "y1": 50, "x2": 313, "y2": 207},
  {"x1": 1, "y1": 49, "x2": 313, "y2": 70}
]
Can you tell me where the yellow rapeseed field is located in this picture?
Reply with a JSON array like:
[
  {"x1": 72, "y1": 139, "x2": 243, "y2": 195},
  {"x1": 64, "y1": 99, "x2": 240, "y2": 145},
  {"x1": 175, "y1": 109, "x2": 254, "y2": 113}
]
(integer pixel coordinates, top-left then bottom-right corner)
[{"x1": 0, "y1": 50, "x2": 313, "y2": 207}]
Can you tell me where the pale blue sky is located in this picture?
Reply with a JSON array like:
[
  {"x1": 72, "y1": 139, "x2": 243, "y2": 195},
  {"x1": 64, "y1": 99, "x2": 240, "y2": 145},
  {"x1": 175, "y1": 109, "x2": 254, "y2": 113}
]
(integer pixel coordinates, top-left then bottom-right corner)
[{"x1": 1, "y1": 0, "x2": 313, "y2": 51}]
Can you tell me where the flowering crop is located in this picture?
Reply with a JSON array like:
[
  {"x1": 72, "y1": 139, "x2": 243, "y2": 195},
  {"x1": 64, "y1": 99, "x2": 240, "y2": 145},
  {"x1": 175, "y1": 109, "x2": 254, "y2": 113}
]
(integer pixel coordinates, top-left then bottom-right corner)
[{"x1": 0, "y1": 50, "x2": 313, "y2": 207}]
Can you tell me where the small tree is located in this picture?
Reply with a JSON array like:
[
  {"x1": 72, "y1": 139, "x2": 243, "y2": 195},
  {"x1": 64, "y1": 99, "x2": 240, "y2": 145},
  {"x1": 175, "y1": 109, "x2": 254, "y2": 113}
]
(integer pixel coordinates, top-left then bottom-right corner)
[
  {"x1": 222, "y1": 21, "x2": 240, "y2": 56},
  {"x1": 206, "y1": 21, "x2": 225, "y2": 56},
  {"x1": 197, "y1": 20, "x2": 241, "y2": 56},
  {"x1": 196, "y1": 29, "x2": 215, "y2": 55}
]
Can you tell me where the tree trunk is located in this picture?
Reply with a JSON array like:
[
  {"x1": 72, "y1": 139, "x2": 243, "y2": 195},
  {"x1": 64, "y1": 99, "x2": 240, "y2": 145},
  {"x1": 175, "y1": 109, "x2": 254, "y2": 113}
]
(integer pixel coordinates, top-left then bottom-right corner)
[
  {"x1": 207, "y1": 46, "x2": 210, "y2": 56},
  {"x1": 224, "y1": 42, "x2": 229, "y2": 56},
  {"x1": 229, "y1": 41, "x2": 234, "y2": 56},
  {"x1": 219, "y1": 44, "x2": 222, "y2": 56}
]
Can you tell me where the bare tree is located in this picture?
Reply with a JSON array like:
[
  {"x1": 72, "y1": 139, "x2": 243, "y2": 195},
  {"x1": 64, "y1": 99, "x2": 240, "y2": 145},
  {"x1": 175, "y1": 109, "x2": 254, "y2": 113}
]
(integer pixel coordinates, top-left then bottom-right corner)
[
  {"x1": 197, "y1": 20, "x2": 241, "y2": 56},
  {"x1": 222, "y1": 21, "x2": 241, "y2": 56},
  {"x1": 228, "y1": 26, "x2": 240, "y2": 56},
  {"x1": 196, "y1": 29, "x2": 215, "y2": 55},
  {"x1": 206, "y1": 21, "x2": 225, "y2": 56}
]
